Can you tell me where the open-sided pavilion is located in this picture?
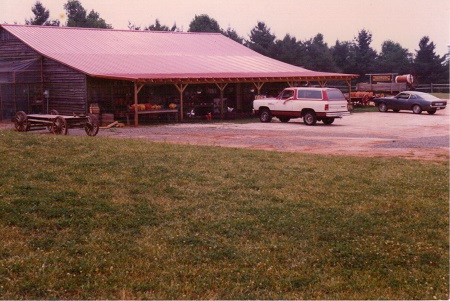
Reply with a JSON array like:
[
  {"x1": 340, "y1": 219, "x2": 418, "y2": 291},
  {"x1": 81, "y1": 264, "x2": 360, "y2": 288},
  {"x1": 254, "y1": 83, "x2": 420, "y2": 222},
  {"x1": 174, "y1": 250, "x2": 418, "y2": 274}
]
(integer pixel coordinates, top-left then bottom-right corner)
[{"x1": 0, "y1": 24, "x2": 357, "y2": 125}]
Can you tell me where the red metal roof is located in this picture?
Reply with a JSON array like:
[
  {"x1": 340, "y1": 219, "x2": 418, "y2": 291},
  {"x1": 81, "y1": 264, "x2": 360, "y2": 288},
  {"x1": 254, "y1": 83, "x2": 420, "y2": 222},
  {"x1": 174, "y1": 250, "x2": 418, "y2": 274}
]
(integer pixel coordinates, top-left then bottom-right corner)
[{"x1": 1, "y1": 24, "x2": 357, "y2": 83}]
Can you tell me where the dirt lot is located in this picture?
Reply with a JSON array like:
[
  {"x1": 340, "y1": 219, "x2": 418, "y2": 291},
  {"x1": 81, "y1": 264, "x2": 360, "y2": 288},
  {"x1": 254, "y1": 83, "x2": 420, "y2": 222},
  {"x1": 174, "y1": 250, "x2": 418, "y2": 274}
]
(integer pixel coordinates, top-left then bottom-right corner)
[{"x1": 2, "y1": 109, "x2": 449, "y2": 161}]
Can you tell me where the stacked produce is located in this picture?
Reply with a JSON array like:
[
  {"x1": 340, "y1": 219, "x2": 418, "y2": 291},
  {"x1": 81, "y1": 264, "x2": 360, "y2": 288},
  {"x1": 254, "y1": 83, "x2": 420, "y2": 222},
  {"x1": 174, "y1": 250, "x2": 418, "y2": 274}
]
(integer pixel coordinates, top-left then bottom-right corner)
[
  {"x1": 130, "y1": 103, "x2": 162, "y2": 111},
  {"x1": 129, "y1": 103, "x2": 177, "y2": 111}
]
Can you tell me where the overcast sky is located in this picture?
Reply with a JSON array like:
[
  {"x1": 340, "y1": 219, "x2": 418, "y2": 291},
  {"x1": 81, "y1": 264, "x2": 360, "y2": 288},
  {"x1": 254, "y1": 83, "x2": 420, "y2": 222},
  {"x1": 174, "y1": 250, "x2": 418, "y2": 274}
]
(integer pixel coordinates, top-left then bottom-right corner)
[{"x1": 1, "y1": 0, "x2": 449, "y2": 56}]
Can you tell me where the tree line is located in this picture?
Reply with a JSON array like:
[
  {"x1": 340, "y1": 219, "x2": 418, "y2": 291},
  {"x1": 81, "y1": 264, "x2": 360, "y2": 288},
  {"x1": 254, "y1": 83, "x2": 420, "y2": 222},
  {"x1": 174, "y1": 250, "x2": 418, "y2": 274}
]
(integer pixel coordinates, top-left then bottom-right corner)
[{"x1": 23, "y1": 0, "x2": 449, "y2": 84}]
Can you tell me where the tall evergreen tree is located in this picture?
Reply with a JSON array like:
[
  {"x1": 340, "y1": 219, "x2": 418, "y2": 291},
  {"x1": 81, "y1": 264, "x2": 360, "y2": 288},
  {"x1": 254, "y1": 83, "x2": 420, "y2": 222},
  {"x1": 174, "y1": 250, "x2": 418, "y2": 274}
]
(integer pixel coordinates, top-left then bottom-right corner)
[
  {"x1": 304, "y1": 33, "x2": 337, "y2": 72},
  {"x1": 246, "y1": 21, "x2": 276, "y2": 57},
  {"x1": 376, "y1": 40, "x2": 412, "y2": 74},
  {"x1": 352, "y1": 29, "x2": 377, "y2": 79},
  {"x1": 272, "y1": 34, "x2": 306, "y2": 67},
  {"x1": 222, "y1": 27, "x2": 244, "y2": 44},
  {"x1": 414, "y1": 36, "x2": 447, "y2": 83},
  {"x1": 331, "y1": 40, "x2": 353, "y2": 74}
]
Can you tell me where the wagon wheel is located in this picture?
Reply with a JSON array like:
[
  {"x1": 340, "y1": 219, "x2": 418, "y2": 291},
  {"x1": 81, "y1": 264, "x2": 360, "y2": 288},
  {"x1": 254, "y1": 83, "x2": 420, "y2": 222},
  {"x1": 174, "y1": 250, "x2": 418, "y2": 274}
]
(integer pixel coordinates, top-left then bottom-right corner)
[
  {"x1": 47, "y1": 109, "x2": 60, "y2": 132},
  {"x1": 84, "y1": 115, "x2": 99, "y2": 136},
  {"x1": 13, "y1": 111, "x2": 29, "y2": 132},
  {"x1": 52, "y1": 116, "x2": 68, "y2": 135}
]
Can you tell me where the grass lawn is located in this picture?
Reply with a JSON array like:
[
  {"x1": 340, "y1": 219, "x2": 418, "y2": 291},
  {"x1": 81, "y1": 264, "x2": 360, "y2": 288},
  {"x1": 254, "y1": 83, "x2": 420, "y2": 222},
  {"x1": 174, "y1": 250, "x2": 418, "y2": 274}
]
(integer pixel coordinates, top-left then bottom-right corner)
[{"x1": 0, "y1": 130, "x2": 448, "y2": 299}]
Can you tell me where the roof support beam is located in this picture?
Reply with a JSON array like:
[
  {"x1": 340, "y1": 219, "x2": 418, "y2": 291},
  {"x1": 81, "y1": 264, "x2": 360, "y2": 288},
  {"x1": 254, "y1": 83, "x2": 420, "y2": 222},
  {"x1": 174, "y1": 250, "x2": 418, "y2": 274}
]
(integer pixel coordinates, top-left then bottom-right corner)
[{"x1": 174, "y1": 83, "x2": 188, "y2": 122}]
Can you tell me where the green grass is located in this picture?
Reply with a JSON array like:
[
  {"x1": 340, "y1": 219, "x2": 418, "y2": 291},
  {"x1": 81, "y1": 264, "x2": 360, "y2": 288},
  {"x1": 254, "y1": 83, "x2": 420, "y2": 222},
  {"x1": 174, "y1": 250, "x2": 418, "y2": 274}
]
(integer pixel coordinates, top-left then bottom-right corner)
[{"x1": 0, "y1": 130, "x2": 448, "y2": 299}]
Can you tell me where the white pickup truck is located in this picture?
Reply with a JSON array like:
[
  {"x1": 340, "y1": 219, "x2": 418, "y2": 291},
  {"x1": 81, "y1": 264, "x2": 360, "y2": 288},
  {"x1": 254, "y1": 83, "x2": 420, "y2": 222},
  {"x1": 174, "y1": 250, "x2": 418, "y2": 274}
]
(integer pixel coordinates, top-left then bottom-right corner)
[{"x1": 253, "y1": 87, "x2": 350, "y2": 125}]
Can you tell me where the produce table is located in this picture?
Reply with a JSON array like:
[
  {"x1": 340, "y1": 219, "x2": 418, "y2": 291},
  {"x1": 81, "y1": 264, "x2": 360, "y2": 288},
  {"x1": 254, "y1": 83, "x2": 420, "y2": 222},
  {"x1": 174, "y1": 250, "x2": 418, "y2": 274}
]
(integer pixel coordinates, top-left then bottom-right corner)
[{"x1": 126, "y1": 109, "x2": 178, "y2": 125}]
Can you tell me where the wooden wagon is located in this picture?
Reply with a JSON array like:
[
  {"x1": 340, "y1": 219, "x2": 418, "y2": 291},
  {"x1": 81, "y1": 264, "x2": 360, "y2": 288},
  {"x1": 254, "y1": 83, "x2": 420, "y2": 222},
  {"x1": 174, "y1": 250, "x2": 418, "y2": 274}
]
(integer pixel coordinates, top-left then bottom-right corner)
[{"x1": 13, "y1": 110, "x2": 99, "y2": 136}]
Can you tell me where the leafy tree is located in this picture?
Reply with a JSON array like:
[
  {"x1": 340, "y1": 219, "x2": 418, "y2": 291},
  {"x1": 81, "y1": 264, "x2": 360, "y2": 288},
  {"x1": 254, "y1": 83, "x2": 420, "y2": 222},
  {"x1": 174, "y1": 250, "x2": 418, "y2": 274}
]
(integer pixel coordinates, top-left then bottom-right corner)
[
  {"x1": 413, "y1": 36, "x2": 447, "y2": 83},
  {"x1": 188, "y1": 14, "x2": 221, "y2": 33},
  {"x1": 376, "y1": 40, "x2": 411, "y2": 74},
  {"x1": 64, "y1": 0, "x2": 112, "y2": 28},
  {"x1": 145, "y1": 19, "x2": 178, "y2": 31},
  {"x1": 25, "y1": 1, "x2": 60, "y2": 26},
  {"x1": 246, "y1": 21, "x2": 276, "y2": 57}
]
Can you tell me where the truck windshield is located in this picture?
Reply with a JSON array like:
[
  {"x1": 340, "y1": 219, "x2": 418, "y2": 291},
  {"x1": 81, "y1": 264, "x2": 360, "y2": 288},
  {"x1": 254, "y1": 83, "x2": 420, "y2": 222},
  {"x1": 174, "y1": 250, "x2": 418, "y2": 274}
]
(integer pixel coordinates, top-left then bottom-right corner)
[{"x1": 326, "y1": 89, "x2": 345, "y2": 100}]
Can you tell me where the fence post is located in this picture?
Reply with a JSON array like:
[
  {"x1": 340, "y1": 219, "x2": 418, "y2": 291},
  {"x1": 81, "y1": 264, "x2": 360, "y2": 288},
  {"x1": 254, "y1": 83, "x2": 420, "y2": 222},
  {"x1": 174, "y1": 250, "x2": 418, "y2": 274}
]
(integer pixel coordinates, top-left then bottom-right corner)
[{"x1": 431, "y1": 83, "x2": 434, "y2": 93}]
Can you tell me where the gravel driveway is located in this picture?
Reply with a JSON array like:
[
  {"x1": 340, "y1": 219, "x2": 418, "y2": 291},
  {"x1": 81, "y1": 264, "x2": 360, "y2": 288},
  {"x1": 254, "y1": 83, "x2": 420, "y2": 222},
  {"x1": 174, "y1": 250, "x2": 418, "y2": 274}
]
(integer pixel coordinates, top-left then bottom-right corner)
[
  {"x1": 3, "y1": 109, "x2": 449, "y2": 161},
  {"x1": 95, "y1": 109, "x2": 449, "y2": 161}
]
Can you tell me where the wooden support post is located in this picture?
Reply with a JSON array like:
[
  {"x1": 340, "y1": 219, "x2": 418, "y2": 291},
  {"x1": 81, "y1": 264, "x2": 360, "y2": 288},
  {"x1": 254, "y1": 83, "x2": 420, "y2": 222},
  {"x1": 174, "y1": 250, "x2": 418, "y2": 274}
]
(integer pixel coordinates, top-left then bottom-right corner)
[
  {"x1": 318, "y1": 80, "x2": 327, "y2": 87},
  {"x1": 174, "y1": 83, "x2": 188, "y2": 122},
  {"x1": 346, "y1": 79, "x2": 352, "y2": 106},
  {"x1": 134, "y1": 81, "x2": 144, "y2": 127},
  {"x1": 253, "y1": 82, "x2": 265, "y2": 95},
  {"x1": 215, "y1": 82, "x2": 228, "y2": 119}
]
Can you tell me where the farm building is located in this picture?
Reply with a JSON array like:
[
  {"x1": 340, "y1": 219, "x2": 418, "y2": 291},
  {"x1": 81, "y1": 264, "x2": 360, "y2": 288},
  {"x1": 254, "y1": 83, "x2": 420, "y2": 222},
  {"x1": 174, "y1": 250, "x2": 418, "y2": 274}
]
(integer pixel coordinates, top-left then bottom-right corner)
[{"x1": 0, "y1": 24, "x2": 357, "y2": 125}]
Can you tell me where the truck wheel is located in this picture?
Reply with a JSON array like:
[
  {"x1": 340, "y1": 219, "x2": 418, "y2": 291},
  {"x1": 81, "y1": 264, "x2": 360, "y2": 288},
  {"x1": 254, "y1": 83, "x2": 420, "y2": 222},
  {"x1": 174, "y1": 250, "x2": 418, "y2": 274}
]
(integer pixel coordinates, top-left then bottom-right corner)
[
  {"x1": 303, "y1": 111, "x2": 317, "y2": 126},
  {"x1": 322, "y1": 117, "x2": 334, "y2": 125},
  {"x1": 259, "y1": 109, "x2": 272, "y2": 123},
  {"x1": 378, "y1": 102, "x2": 388, "y2": 112}
]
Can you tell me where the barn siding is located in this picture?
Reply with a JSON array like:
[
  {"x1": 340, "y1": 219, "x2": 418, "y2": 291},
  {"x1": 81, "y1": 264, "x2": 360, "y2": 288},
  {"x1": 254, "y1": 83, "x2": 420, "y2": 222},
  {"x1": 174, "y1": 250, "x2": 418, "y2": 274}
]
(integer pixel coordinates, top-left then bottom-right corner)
[
  {"x1": 42, "y1": 58, "x2": 87, "y2": 115},
  {"x1": 0, "y1": 28, "x2": 40, "y2": 60},
  {"x1": 0, "y1": 28, "x2": 88, "y2": 118}
]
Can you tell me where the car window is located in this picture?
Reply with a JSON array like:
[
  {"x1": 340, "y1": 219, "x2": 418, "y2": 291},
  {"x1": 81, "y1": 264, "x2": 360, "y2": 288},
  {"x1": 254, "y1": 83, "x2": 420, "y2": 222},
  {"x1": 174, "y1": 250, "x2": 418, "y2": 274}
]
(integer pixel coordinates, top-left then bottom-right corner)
[
  {"x1": 297, "y1": 90, "x2": 322, "y2": 99},
  {"x1": 281, "y1": 90, "x2": 294, "y2": 99},
  {"x1": 397, "y1": 93, "x2": 410, "y2": 99},
  {"x1": 326, "y1": 89, "x2": 345, "y2": 101}
]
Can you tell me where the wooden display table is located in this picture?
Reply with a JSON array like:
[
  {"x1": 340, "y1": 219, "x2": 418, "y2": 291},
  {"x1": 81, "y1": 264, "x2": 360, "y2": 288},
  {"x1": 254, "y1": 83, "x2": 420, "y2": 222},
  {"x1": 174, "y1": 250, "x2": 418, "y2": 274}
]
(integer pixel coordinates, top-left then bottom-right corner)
[{"x1": 125, "y1": 109, "x2": 178, "y2": 125}]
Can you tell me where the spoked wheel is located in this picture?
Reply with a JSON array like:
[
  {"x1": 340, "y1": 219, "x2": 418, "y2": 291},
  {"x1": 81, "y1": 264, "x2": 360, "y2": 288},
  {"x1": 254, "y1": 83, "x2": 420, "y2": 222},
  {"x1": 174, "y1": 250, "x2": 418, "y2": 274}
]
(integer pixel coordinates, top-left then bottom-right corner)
[
  {"x1": 85, "y1": 115, "x2": 99, "y2": 136},
  {"x1": 13, "y1": 111, "x2": 29, "y2": 132},
  {"x1": 52, "y1": 116, "x2": 68, "y2": 135},
  {"x1": 47, "y1": 109, "x2": 60, "y2": 132}
]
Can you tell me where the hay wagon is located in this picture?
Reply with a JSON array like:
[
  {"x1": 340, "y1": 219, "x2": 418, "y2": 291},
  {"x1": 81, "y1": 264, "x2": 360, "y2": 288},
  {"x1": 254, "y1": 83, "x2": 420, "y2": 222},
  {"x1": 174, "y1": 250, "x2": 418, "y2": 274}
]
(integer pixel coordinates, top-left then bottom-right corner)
[{"x1": 13, "y1": 110, "x2": 99, "y2": 136}]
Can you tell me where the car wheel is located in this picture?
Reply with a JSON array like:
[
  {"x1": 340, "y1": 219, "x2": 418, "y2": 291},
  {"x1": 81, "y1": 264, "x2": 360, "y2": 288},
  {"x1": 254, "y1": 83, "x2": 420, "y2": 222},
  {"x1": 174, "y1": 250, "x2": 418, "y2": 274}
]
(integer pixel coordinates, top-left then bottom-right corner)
[
  {"x1": 378, "y1": 102, "x2": 388, "y2": 112},
  {"x1": 427, "y1": 109, "x2": 437, "y2": 115},
  {"x1": 303, "y1": 111, "x2": 317, "y2": 126},
  {"x1": 322, "y1": 117, "x2": 335, "y2": 125},
  {"x1": 412, "y1": 104, "x2": 422, "y2": 114},
  {"x1": 279, "y1": 116, "x2": 290, "y2": 123},
  {"x1": 259, "y1": 109, "x2": 272, "y2": 123}
]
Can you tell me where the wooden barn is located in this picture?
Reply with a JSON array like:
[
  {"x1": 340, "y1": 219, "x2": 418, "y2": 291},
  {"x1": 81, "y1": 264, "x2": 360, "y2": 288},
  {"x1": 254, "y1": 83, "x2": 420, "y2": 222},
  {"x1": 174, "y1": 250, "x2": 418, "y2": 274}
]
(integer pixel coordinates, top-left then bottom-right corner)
[{"x1": 0, "y1": 24, "x2": 357, "y2": 125}]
